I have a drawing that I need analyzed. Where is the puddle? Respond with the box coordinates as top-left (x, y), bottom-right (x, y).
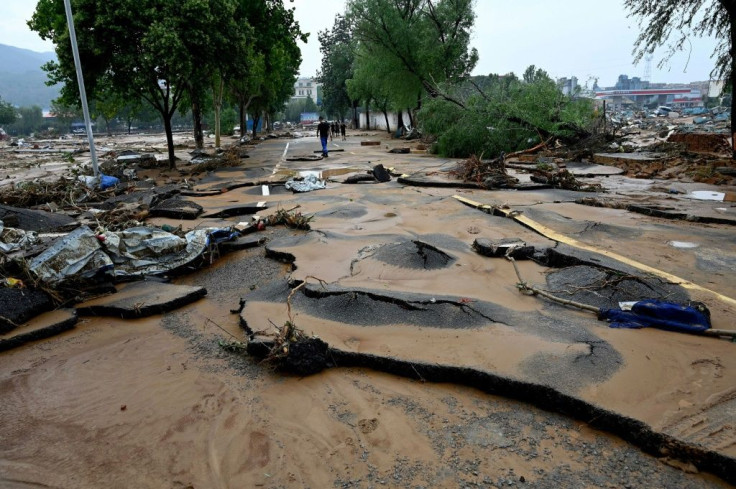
top-left (667, 241), bottom-right (699, 249)
top-left (688, 191), bottom-right (725, 201)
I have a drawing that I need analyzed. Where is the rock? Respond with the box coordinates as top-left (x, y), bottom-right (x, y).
top-left (389, 148), bottom-right (411, 154)
top-left (76, 281), bottom-right (207, 319)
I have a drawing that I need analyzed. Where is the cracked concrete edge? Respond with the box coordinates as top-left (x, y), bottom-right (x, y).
top-left (0, 310), bottom-right (78, 352)
top-left (76, 287), bottom-right (207, 319)
top-left (323, 348), bottom-right (735, 486)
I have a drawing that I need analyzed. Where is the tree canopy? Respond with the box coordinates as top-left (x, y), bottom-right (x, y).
top-left (0, 97), bottom-right (16, 126)
top-left (346, 0), bottom-right (478, 102)
top-left (29, 0), bottom-right (304, 165)
top-left (318, 14), bottom-right (357, 122)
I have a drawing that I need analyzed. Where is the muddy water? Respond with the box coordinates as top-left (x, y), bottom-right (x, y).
top-left (1, 132), bottom-right (735, 487)
top-left (1, 313), bottom-right (730, 488)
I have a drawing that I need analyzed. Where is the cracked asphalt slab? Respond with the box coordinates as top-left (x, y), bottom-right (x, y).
top-left (1, 131), bottom-right (735, 487)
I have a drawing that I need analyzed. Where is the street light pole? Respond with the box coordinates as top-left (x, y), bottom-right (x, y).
top-left (62, 0), bottom-right (99, 177)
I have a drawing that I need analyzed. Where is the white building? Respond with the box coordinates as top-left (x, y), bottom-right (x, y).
top-left (292, 77), bottom-right (321, 105)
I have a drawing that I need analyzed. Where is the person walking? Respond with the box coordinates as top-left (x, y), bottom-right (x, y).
top-left (317, 116), bottom-right (330, 157)
top-left (340, 121), bottom-right (346, 141)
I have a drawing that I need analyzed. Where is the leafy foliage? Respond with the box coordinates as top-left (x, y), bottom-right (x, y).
top-left (420, 68), bottom-right (595, 158)
top-left (0, 96), bottom-right (17, 126)
top-left (346, 0), bottom-right (477, 106)
top-left (318, 14), bottom-right (357, 121)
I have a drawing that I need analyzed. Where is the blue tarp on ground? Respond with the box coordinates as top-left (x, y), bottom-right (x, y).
top-left (599, 299), bottom-right (711, 333)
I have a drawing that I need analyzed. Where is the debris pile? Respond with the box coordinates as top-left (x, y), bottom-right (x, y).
top-left (452, 154), bottom-right (518, 189)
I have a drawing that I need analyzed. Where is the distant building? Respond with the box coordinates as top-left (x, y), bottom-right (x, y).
top-left (292, 77), bottom-right (321, 106)
top-left (557, 76), bottom-right (579, 96)
top-left (595, 74), bottom-right (705, 110)
top-left (595, 88), bottom-right (702, 110)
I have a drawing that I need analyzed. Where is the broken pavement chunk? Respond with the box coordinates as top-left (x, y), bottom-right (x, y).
top-left (149, 198), bottom-right (203, 220)
top-left (0, 288), bottom-right (55, 334)
top-left (0, 309), bottom-right (78, 352)
top-left (372, 164), bottom-right (391, 183)
top-left (0, 204), bottom-right (78, 233)
top-left (218, 235), bottom-right (267, 253)
top-left (472, 238), bottom-right (535, 259)
top-left (203, 202), bottom-right (268, 218)
top-left (116, 152), bottom-right (158, 168)
top-left (76, 281), bottom-right (207, 318)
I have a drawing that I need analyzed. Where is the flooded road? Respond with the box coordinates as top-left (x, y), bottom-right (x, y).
top-left (1, 131), bottom-right (734, 488)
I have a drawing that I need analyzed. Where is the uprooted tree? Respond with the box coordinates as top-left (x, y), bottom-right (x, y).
top-left (420, 67), bottom-right (595, 158)
top-left (624, 0), bottom-right (734, 158)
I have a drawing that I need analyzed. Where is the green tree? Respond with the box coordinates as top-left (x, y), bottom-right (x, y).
top-left (346, 0), bottom-right (478, 112)
top-left (29, 0), bottom-right (240, 168)
top-left (226, 0), bottom-right (305, 139)
top-left (0, 96), bottom-right (17, 126)
top-left (318, 14), bottom-right (358, 124)
top-left (7, 106), bottom-right (44, 136)
top-left (419, 68), bottom-right (594, 158)
top-left (624, 0), bottom-right (734, 157)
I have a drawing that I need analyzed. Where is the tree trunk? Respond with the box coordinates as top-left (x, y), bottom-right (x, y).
top-left (352, 100), bottom-right (359, 129)
top-left (731, 9), bottom-right (736, 159)
top-left (397, 110), bottom-right (405, 136)
top-left (251, 113), bottom-right (260, 139)
top-left (192, 97), bottom-right (204, 149)
top-left (163, 112), bottom-right (176, 170)
top-left (383, 108), bottom-right (391, 134)
top-left (238, 100), bottom-right (246, 138)
top-left (365, 102), bottom-right (370, 130)
top-left (213, 76), bottom-right (224, 149)
top-left (407, 108), bottom-right (414, 127)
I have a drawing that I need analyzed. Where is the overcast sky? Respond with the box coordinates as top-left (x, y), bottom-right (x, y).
top-left (1, 0), bottom-right (720, 88)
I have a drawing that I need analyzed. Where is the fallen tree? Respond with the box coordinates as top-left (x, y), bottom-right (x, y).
top-left (420, 67), bottom-right (595, 158)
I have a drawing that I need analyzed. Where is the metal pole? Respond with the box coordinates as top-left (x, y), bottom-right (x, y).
top-left (63, 0), bottom-right (99, 177)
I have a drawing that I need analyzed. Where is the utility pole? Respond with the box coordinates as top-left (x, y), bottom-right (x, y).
top-left (63, 0), bottom-right (99, 177)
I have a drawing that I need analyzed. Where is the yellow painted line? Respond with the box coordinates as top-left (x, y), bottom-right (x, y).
top-left (453, 195), bottom-right (736, 307)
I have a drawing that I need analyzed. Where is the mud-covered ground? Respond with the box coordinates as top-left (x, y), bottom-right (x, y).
top-left (1, 130), bottom-right (735, 488)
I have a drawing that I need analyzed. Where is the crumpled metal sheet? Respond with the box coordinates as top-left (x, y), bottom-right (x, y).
top-left (104, 227), bottom-right (237, 278)
top-left (28, 225), bottom-right (240, 283)
top-left (0, 221), bottom-right (38, 253)
top-left (285, 173), bottom-right (327, 193)
top-left (29, 226), bottom-right (113, 284)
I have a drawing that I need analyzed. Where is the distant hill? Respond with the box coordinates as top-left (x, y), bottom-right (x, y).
top-left (0, 44), bottom-right (61, 110)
